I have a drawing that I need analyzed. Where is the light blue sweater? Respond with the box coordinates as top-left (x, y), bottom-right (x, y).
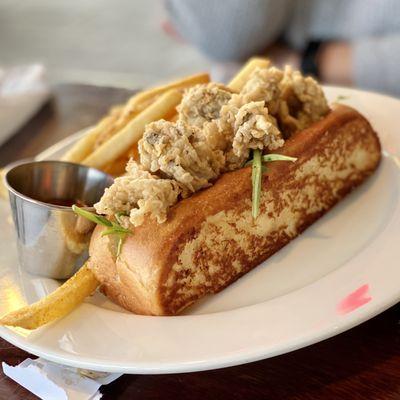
top-left (166, 0), bottom-right (400, 96)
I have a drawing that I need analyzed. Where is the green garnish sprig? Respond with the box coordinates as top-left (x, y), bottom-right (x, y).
top-left (248, 150), bottom-right (298, 219)
top-left (251, 149), bottom-right (263, 219)
top-left (72, 205), bottom-right (131, 256)
top-left (334, 95), bottom-right (349, 102)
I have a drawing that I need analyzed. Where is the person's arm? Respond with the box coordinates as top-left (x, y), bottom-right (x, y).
top-left (317, 42), bottom-right (352, 86)
top-left (165, 0), bottom-right (291, 61)
top-left (311, 36), bottom-right (400, 96)
top-left (351, 35), bottom-right (400, 96)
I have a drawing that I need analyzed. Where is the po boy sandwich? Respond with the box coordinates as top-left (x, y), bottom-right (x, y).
top-left (0, 59), bottom-right (381, 328)
top-left (88, 65), bottom-right (381, 315)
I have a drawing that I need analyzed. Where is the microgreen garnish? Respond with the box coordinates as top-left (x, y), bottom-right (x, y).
top-left (115, 211), bottom-right (128, 225)
top-left (261, 154), bottom-right (297, 163)
top-left (335, 95), bottom-right (349, 102)
top-left (251, 149), bottom-right (262, 219)
top-left (72, 205), bottom-right (131, 256)
top-left (246, 154), bottom-right (297, 167)
top-left (72, 205), bottom-right (112, 227)
top-left (249, 151), bottom-right (298, 219)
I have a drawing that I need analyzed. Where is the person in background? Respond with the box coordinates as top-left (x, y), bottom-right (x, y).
top-left (165, 0), bottom-right (400, 96)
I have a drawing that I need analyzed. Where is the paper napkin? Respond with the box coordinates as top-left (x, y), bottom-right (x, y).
top-left (0, 64), bottom-right (50, 146)
top-left (2, 358), bottom-right (122, 400)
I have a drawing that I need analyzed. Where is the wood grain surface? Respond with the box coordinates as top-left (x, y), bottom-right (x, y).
top-left (0, 84), bottom-right (399, 400)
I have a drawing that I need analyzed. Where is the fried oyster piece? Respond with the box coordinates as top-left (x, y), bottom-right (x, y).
top-left (232, 101), bottom-right (284, 160)
top-left (278, 66), bottom-right (329, 135)
top-left (239, 66), bottom-right (329, 137)
top-left (177, 83), bottom-right (232, 128)
top-left (94, 160), bottom-right (180, 227)
top-left (240, 66), bottom-right (284, 114)
top-left (204, 96), bottom-right (284, 170)
top-left (139, 120), bottom-right (225, 194)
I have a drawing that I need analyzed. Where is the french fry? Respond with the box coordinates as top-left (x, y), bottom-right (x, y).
top-left (103, 154), bottom-right (131, 176)
top-left (168, 113), bottom-right (179, 123)
top-left (62, 74), bottom-right (209, 164)
top-left (62, 105), bottom-right (124, 163)
top-left (228, 57), bottom-right (270, 92)
top-left (93, 105), bottom-right (139, 150)
top-left (121, 72), bottom-right (209, 119)
top-left (83, 89), bottom-right (182, 169)
top-left (103, 143), bottom-right (141, 176)
top-left (93, 73), bottom-right (209, 151)
top-left (0, 263), bottom-right (99, 330)
top-left (62, 127), bottom-right (102, 163)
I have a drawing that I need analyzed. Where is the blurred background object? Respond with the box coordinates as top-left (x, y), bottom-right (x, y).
top-left (0, 65), bottom-right (50, 145)
top-left (2, 0), bottom-right (400, 94)
top-left (166, 0), bottom-right (400, 96)
top-left (0, 0), bottom-right (211, 88)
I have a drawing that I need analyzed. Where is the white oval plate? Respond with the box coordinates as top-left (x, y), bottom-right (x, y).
top-left (0, 87), bottom-right (399, 374)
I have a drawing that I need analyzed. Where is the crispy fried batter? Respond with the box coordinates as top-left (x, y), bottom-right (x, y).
top-left (240, 66), bottom-right (329, 137)
top-left (279, 66), bottom-right (329, 135)
top-left (240, 66), bottom-right (283, 114)
top-left (139, 120), bottom-right (225, 194)
top-left (177, 83), bottom-right (232, 128)
top-left (94, 160), bottom-right (180, 227)
top-left (233, 101), bottom-right (284, 160)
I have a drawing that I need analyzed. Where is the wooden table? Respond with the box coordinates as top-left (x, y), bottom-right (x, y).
top-left (1, 84), bottom-right (399, 400)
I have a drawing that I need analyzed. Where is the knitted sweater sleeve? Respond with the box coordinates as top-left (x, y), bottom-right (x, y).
top-left (165, 0), bottom-right (291, 61)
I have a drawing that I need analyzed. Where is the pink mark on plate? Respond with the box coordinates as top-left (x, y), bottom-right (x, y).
top-left (337, 284), bottom-right (372, 315)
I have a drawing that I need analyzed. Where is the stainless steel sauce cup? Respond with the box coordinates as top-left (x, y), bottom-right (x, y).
top-left (5, 160), bottom-right (114, 279)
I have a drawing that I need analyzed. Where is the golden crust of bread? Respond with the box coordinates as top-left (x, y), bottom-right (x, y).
top-left (89, 105), bottom-right (381, 315)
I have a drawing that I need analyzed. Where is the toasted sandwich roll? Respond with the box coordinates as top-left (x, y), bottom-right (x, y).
top-left (89, 105), bottom-right (381, 316)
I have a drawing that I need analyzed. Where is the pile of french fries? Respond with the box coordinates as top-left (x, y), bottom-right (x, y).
top-left (0, 58), bottom-right (270, 330)
top-left (62, 73), bottom-right (209, 173)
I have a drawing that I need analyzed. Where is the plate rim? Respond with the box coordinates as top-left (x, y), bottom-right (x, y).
top-left (1, 86), bottom-right (399, 373)
top-left (0, 288), bottom-right (399, 374)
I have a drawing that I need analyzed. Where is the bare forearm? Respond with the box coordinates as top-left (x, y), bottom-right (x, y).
top-left (262, 42), bottom-right (353, 86)
top-left (318, 42), bottom-right (353, 86)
